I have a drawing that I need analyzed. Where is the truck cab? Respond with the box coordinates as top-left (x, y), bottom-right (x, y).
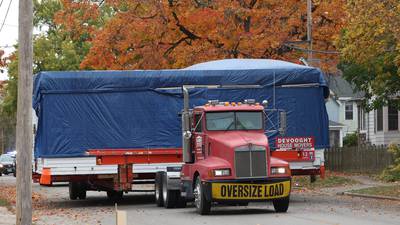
top-left (180, 99), bottom-right (291, 214)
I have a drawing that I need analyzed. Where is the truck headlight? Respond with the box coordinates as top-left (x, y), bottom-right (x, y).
top-left (0, 164), bottom-right (3, 168)
top-left (271, 167), bottom-right (287, 175)
top-left (214, 169), bottom-right (231, 177)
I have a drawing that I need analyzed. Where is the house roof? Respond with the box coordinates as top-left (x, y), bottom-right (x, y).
top-left (329, 120), bottom-right (345, 127)
top-left (324, 74), bottom-right (364, 99)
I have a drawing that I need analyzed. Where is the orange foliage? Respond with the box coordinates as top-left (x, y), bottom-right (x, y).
top-left (55, 0), bottom-right (346, 71)
top-left (54, 0), bottom-right (100, 42)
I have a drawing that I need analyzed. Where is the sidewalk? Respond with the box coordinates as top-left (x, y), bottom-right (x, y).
top-left (319, 175), bottom-right (399, 200)
top-left (0, 207), bottom-right (15, 225)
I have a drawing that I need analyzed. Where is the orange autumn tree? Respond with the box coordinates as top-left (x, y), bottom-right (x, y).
top-left (56, 0), bottom-right (346, 70)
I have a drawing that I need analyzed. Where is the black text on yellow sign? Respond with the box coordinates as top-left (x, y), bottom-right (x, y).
top-left (211, 181), bottom-right (290, 200)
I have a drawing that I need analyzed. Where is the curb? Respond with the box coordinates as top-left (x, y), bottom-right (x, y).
top-left (338, 191), bottom-right (400, 201)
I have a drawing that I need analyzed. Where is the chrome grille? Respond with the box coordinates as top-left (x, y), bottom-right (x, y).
top-left (234, 145), bottom-right (267, 178)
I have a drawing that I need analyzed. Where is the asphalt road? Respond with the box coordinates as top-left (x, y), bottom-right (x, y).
top-left (1, 176), bottom-right (399, 225)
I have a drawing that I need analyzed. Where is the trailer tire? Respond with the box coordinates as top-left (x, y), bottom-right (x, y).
top-left (272, 196), bottom-right (290, 213)
top-left (78, 188), bottom-right (87, 200)
top-left (194, 177), bottom-right (211, 215)
top-left (155, 172), bottom-right (164, 207)
top-left (69, 182), bottom-right (79, 200)
top-left (107, 191), bottom-right (123, 202)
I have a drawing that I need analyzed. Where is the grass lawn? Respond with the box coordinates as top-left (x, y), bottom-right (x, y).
top-left (293, 172), bottom-right (359, 189)
top-left (350, 185), bottom-right (400, 198)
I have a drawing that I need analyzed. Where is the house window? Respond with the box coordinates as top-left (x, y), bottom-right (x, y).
top-left (376, 108), bottom-right (383, 131)
top-left (388, 103), bottom-right (398, 131)
top-left (358, 105), bottom-right (366, 130)
top-left (345, 103), bottom-right (353, 120)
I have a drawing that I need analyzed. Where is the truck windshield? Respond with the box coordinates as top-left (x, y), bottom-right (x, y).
top-left (206, 112), bottom-right (263, 131)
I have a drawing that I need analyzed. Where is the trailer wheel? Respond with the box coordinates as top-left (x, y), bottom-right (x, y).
top-left (272, 196), bottom-right (290, 213)
top-left (155, 172), bottom-right (164, 207)
top-left (162, 173), bottom-right (177, 208)
top-left (194, 177), bottom-right (211, 215)
top-left (107, 191), bottom-right (123, 202)
top-left (78, 188), bottom-right (87, 200)
top-left (69, 182), bottom-right (79, 200)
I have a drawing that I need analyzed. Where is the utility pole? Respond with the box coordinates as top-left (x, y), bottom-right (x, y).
top-left (16, 0), bottom-right (33, 224)
top-left (307, 0), bottom-right (313, 65)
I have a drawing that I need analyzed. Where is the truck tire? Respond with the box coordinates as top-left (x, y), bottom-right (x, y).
top-left (272, 196), bottom-right (290, 213)
top-left (162, 173), bottom-right (177, 208)
top-left (194, 177), bottom-right (211, 215)
top-left (107, 191), bottom-right (123, 202)
top-left (69, 182), bottom-right (79, 200)
top-left (155, 172), bottom-right (164, 207)
top-left (176, 195), bottom-right (187, 208)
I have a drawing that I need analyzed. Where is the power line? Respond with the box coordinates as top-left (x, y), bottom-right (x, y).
top-left (284, 43), bottom-right (340, 54)
top-left (0, 0), bottom-right (4, 8)
top-left (0, 0), bottom-right (13, 34)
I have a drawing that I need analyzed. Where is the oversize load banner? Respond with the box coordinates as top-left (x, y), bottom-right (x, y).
top-left (211, 181), bottom-right (291, 200)
top-left (275, 137), bottom-right (314, 149)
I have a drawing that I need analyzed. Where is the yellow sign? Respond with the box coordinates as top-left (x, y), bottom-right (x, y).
top-left (211, 180), bottom-right (291, 200)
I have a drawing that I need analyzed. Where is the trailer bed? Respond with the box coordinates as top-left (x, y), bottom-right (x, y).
top-left (36, 157), bottom-right (183, 176)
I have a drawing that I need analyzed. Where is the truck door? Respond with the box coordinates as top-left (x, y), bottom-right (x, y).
top-left (193, 112), bottom-right (206, 161)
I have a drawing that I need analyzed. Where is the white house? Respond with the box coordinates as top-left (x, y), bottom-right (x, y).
top-left (366, 103), bottom-right (400, 145)
top-left (325, 74), bottom-right (400, 146)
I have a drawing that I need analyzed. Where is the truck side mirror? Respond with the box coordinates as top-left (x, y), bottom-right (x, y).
top-left (262, 100), bottom-right (268, 107)
top-left (279, 111), bottom-right (287, 136)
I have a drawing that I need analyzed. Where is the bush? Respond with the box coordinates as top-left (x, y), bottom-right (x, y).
top-left (380, 144), bottom-right (400, 182)
top-left (343, 133), bottom-right (358, 147)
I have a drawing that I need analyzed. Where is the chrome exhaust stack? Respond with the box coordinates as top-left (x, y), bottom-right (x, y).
top-left (182, 86), bottom-right (192, 163)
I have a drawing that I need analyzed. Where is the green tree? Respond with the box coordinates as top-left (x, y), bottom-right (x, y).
top-left (338, 0), bottom-right (400, 110)
top-left (0, 0), bottom-right (107, 118)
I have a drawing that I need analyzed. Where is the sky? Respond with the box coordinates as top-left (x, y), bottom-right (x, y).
top-left (0, 0), bottom-right (19, 80)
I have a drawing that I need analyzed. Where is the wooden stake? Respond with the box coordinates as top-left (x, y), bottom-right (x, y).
top-left (16, 0), bottom-right (33, 224)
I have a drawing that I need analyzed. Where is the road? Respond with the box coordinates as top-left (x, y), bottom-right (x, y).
top-left (1, 176), bottom-right (399, 225)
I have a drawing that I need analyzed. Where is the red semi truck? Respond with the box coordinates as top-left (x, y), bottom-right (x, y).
top-left (86, 87), bottom-right (291, 214)
top-left (33, 59), bottom-right (330, 214)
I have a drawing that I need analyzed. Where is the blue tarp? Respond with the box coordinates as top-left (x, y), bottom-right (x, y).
top-left (33, 59), bottom-right (329, 157)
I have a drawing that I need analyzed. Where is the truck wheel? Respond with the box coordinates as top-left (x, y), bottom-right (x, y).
top-left (176, 195), bottom-right (187, 208)
top-left (162, 173), bottom-right (177, 208)
top-left (107, 191), bottom-right (123, 202)
top-left (194, 177), bottom-right (211, 215)
top-left (155, 172), bottom-right (164, 207)
top-left (272, 196), bottom-right (290, 213)
top-left (69, 182), bottom-right (79, 200)
top-left (0, 172), bottom-right (2, 176)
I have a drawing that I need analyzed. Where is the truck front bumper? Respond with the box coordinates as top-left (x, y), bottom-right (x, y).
top-left (202, 177), bottom-right (291, 203)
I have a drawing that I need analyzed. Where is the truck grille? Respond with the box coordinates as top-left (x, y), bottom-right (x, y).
top-left (234, 145), bottom-right (267, 178)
